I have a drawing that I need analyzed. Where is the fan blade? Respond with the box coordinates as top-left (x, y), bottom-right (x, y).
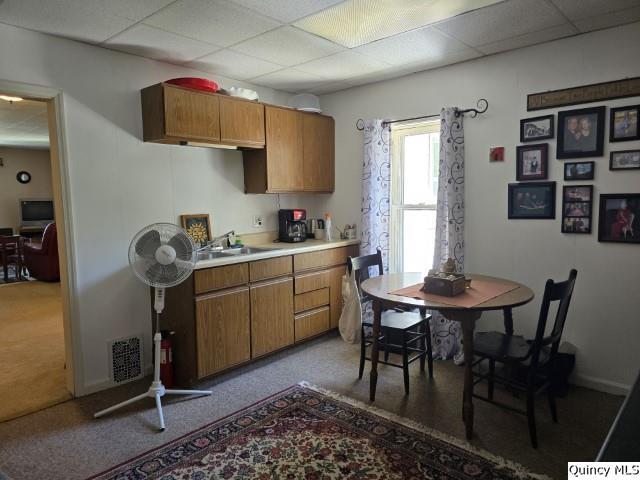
top-left (145, 262), bottom-right (179, 285)
top-left (167, 233), bottom-right (192, 261)
top-left (136, 230), bottom-right (161, 260)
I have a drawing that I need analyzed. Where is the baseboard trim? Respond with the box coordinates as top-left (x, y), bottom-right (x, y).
top-left (572, 373), bottom-right (630, 396)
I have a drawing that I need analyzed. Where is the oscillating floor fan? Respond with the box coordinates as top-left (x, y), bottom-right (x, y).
top-left (94, 223), bottom-right (212, 431)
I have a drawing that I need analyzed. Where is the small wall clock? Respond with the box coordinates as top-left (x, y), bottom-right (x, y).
top-left (16, 171), bottom-right (31, 184)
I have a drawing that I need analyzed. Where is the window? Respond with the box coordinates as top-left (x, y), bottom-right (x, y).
top-left (390, 121), bottom-right (440, 274)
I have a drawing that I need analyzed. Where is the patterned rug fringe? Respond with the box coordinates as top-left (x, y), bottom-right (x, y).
top-left (298, 381), bottom-right (551, 480)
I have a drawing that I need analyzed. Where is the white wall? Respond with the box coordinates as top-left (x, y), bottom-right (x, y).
top-left (0, 23), bottom-right (314, 394)
top-left (318, 22), bottom-right (640, 393)
top-left (0, 147), bottom-right (52, 232)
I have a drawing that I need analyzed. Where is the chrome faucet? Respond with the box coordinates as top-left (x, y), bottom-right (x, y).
top-left (207, 230), bottom-right (235, 250)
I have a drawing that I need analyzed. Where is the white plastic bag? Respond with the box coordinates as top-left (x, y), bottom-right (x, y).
top-left (339, 267), bottom-right (362, 344)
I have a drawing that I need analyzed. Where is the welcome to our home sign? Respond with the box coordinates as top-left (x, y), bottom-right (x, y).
top-left (527, 77), bottom-right (640, 111)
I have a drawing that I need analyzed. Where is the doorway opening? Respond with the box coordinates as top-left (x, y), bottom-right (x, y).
top-left (0, 82), bottom-right (75, 422)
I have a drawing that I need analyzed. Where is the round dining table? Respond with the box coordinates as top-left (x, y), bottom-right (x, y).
top-left (361, 272), bottom-right (534, 440)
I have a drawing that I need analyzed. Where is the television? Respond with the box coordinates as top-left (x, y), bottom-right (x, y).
top-left (19, 199), bottom-right (55, 227)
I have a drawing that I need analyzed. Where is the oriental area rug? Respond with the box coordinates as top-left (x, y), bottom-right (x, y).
top-left (89, 382), bottom-right (544, 480)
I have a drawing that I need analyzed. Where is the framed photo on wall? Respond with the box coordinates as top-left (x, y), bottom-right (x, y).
top-left (610, 150), bottom-right (640, 171)
top-left (520, 115), bottom-right (554, 143)
top-left (508, 182), bottom-right (556, 219)
top-left (180, 213), bottom-right (212, 246)
top-left (564, 161), bottom-right (595, 180)
top-left (609, 105), bottom-right (639, 142)
top-left (598, 194), bottom-right (640, 243)
top-left (556, 106), bottom-right (605, 159)
top-left (516, 143), bottom-right (548, 180)
top-left (562, 185), bottom-right (593, 234)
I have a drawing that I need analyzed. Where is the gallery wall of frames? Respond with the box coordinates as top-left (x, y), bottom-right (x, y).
top-left (509, 86), bottom-right (639, 245)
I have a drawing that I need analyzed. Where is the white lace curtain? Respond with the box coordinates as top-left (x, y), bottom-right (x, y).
top-left (431, 108), bottom-right (465, 362)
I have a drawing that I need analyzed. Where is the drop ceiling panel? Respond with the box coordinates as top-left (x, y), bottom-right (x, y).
top-left (231, 26), bottom-right (345, 66)
top-left (250, 68), bottom-right (327, 92)
top-left (572, 6), bottom-right (640, 32)
top-left (0, 0), bottom-right (174, 43)
top-left (477, 23), bottom-right (578, 55)
top-left (304, 81), bottom-right (355, 95)
top-left (105, 25), bottom-right (221, 63)
top-left (354, 25), bottom-right (478, 66)
top-left (229, 0), bottom-right (345, 23)
top-left (188, 49), bottom-right (283, 80)
top-left (435, 0), bottom-right (568, 47)
top-left (296, 50), bottom-right (391, 82)
top-left (143, 0), bottom-right (281, 47)
top-left (293, 0), bottom-right (504, 48)
top-left (550, 0), bottom-right (640, 21)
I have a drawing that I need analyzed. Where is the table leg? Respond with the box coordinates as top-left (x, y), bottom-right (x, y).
top-left (369, 299), bottom-right (382, 401)
top-left (461, 318), bottom-right (476, 440)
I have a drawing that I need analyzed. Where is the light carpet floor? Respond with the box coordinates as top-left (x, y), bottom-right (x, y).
top-left (0, 281), bottom-right (70, 423)
top-left (0, 334), bottom-right (623, 479)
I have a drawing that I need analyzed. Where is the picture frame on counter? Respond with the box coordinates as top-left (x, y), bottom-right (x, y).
top-left (562, 185), bottom-right (593, 234)
top-left (598, 193), bottom-right (640, 243)
top-left (610, 150), bottom-right (640, 171)
top-left (564, 161), bottom-right (595, 181)
top-left (556, 106), bottom-right (605, 159)
top-left (508, 181), bottom-right (556, 219)
top-left (516, 143), bottom-right (548, 181)
top-left (180, 213), bottom-right (212, 246)
top-left (520, 115), bottom-right (554, 143)
top-left (609, 105), bottom-right (639, 142)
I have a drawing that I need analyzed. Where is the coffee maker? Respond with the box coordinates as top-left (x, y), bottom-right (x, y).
top-left (278, 209), bottom-right (307, 243)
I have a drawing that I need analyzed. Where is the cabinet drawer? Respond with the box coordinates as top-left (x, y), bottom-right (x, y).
top-left (249, 256), bottom-right (292, 282)
top-left (295, 270), bottom-right (329, 294)
top-left (295, 307), bottom-right (330, 341)
top-left (195, 263), bottom-right (249, 294)
top-left (295, 287), bottom-right (329, 313)
top-left (293, 245), bottom-right (359, 272)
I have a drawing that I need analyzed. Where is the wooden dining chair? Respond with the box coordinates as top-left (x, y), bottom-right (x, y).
top-left (471, 269), bottom-right (578, 448)
top-left (0, 235), bottom-right (25, 282)
top-left (348, 248), bottom-right (434, 395)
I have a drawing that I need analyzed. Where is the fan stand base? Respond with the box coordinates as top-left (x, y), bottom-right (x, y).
top-left (94, 332), bottom-right (212, 431)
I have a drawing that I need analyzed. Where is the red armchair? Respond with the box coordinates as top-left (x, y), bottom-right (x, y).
top-left (24, 222), bottom-right (60, 282)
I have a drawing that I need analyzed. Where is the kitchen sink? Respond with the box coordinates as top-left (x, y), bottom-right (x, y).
top-left (197, 246), bottom-right (278, 261)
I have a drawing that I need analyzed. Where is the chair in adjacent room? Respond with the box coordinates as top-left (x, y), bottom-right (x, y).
top-left (471, 269), bottom-right (578, 448)
top-left (0, 235), bottom-right (24, 282)
top-left (348, 248), bottom-right (434, 395)
top-left (0, 227), bottom-right (13, 236)
top-left (23, 222), bottom-right (60, 282)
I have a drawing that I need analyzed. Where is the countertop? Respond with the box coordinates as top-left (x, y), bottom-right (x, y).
top-left (195, 238), bottom-right (360, 269)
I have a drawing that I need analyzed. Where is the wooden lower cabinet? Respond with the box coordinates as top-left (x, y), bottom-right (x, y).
top-left (195, 286), bottom-right (250, 378)
top-left (250, 277), bottom-right (294, 357)
top-left (295, 307), bottom-right (330, 341)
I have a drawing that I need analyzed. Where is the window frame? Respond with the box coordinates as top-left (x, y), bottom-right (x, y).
top-left (389, 120), bottom-right (440, 273)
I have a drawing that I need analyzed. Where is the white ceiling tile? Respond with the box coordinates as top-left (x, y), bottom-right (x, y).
top-left (143, 0), bottom-right (281, 47)
top-left (572, 6), bottom-right (640, 32)
top-left (354, 26), bottom-right (477, 66)
top-left (0, 99), bottom-right (49, 148)
top-left (476, 23), bottom-right (579, 55)
top-left (435, 0), bottom-right (568, 47)
top-left (296, 50), bottom-right (391, 82)
top-left (250, 68), bottom-right (326, 92)
top-left (550, 0), bottom-right (640, 21)
top-left (104, 24), bottom-right (220, 63)
top-left (187, 50), bottom-right (283, 81)
top-left (304, 81), bottom-right (354, 95)
top-left (0, 0), bottom-right (174, 43)
top-left (229, 0), bottom-right (345, 23)
top-left (231, 26), bottom-right (344, 67)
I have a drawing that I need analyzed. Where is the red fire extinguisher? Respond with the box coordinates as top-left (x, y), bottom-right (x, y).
top-left (160, 330), bottom-right (175, 388)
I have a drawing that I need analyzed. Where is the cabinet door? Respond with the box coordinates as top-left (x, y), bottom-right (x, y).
top-left (265, 106), bottom-right (304, 192)
top-left (328, 266), bottom-right (346, 328)
top-left (164, 85), bottom-right (220, 142)
top-left (302, 113), bottom-right (335, 192)
top-left (250, 277), bottom-right (294, 357)
top-left (219, 96), bottom-right (265, 147)
top-left (195, 287), bottom-right (250, 378)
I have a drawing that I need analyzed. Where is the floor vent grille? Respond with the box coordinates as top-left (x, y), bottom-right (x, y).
top-left (108, 336), bottom-right (143, 384)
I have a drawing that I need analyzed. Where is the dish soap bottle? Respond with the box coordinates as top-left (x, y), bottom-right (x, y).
top-left (324, 213), bottom-right (332, 241)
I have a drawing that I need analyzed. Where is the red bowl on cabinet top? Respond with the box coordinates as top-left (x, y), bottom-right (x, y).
top-left (165, 77), bottom-right (219, 93)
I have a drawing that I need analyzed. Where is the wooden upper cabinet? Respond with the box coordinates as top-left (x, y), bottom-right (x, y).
top-left (265, 106), bottom-right (304, 192)
top-left (302, 113), bottom-right (335, 192)
top-left (219, 96), bottom-right (265, 148)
